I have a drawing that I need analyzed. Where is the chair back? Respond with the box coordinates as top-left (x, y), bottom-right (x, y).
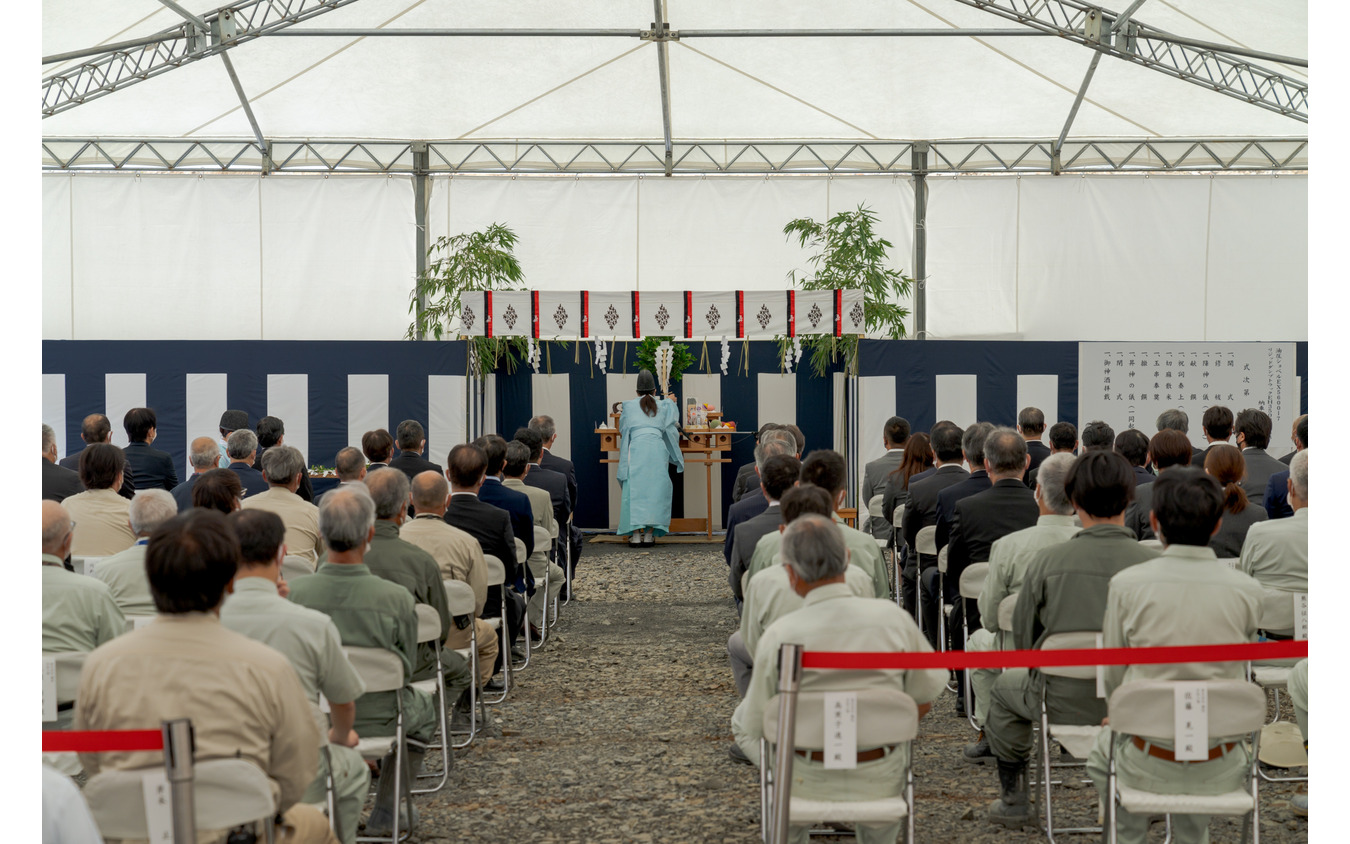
top-left (867, 494), bottom-right (885, 520)
top-left (84, 758), bottom-right (276, 840)
top-left (514, 538), bottom-right (528, 565)
top-left (43, 651), bottom-right (87, 703)
top-left (915, 525), bottom-right (937, 556)
top-left (124, 614), bottom-right (155, 633)
top-left (762, 688), bottom-right (918, 751)
top-left (343, 646), bottom-right (405, 693)
top-left (1038, 631), bottom-right (1100, 680)
top-left (483, 555), bottom-right (506, 587)
top-left (1138, 538), bottom-right (1163, 550)
top-left (998, 594), bottom-right (1018, 633)
top-left (958, 563), bottom-right (989, 601)
top-left (1107, 679), bottom-right (1266, 741)
top-left (444, 579), bottom-right (476, 616)
top-left (71, 556), bottom-right (104, 577)
top-left (1259, 588), bottom-right (1303, 632)
top-left (414, 604), bottom-right (442, 644)
top-left (893, 506), bottom-right (906, 532)
top-left (533, 525), bottom-right (552, 550)
top-left (281, 554), bottom-right (315, 581)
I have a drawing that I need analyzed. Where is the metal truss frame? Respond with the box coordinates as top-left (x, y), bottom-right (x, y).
top-left (41, 137), bottom-right (1309, 174)
top-left (948, 0), bottom-right (1307, 122)
top-left (42, 0), bottom-right (361, 117)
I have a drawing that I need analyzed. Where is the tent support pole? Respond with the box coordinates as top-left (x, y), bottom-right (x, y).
top-left (1053, 2), bottom-right (1146, 174)
top-left (413, 142), bottom-right (430, 339)
top-left (912, 143), bottom-right (928, 340)
top-left (652, 1), bottom-right (674, 176)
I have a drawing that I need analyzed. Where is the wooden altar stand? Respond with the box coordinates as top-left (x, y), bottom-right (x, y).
top-left (596, 415), bottom-right (732, 539)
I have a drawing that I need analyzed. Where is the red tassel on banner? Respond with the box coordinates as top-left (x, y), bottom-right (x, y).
top-left (531, 291), bottom-right (540, 339)
top-left (581, 291), bottom-right (590, 338)
top-left (684, 291), bottom-right (693, 339)
top-left (736, 291), bottom-right (745, 338)
top-left (787, 291), bottom-right (796, 338)
top-left (833, 289), bottom-right (843, 337)
top-left (485, 291), bottom-right (494, 338)
top-left (632, 292), bottom-right (641, 338)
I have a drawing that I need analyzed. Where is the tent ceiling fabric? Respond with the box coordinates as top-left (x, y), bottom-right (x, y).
top-left (41, 0), bottom-right (1306, 144)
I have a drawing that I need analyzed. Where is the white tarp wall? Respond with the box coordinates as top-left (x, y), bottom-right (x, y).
top-left (43, 172), bottom-right (1306, 342)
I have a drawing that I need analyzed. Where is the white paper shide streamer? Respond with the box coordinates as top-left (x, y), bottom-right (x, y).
top-left (595, 338), bottom-right (608, 375)
top-left (783, 342), bottom-right (793, 375)
top-left (720, 337), bottom-right (730, 376)
top-left (527, 337), bottom-right (541, 373)
top-left (793, 336), bottom-right (803, 365)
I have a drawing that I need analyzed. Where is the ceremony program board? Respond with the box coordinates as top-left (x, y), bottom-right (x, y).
top-left (1077, 343), bottom-right (1298, 450)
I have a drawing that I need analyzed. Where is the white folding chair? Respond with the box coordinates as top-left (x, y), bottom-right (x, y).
top-left (758, 688), bottom-right (919, 844)
top-left (912, 525), bottom-right (938, 640)
top-left (1252, 588), bottom-right (1308, 782)
top-left (531, 524), bottom-right (553, 648)
top-left (123, 614), bottom-right (155, 633)
top-left (482, 554), bottom-right (511, 704)
top-left (560, 514), bottom-right (575, 607)
top-left (1104, 679), bottom-right (1265, 844)
top-left (890, 508), bottom-right (906, 609)
top-left (444, 579), bottom-right (486, 748)
top-left (513, 538), bottom-right (533, 669)
top-left (957, 562), bottom-right (989, 730)
top-left (42, 651), bottom-right (88, 776)
top-left (935, 545), bottom-right (951, 655)
top-left (408, 604), bottom-right (450, 795)
top-left (867, 492), bottom-right (888, 550)
top-left (281, 554), bottom-right (315, 583)
top-left (1036, 631), bottom-right (1106, 841)
top-left (85, 758), bottom-right (278, 844)
top-left (71, 556), bottom-right (104, 577)
top-left (345, 646), bottom-right (412, 843)
top-left (547, 521), bottom-right (562, 630)
top-left (1138, 538), bottom-right (1163, 551)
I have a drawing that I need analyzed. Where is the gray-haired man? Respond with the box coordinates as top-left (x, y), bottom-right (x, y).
top-left (226, 428), bottom-right (270, 498)
top-left (93, 488), bottom-right (178, 615)
top-left (732, 513), bottom-right (946, 844)
top-left (242, 445), bottom-right (325, 569)
top-left (170, 436), bottom-right (222, 511)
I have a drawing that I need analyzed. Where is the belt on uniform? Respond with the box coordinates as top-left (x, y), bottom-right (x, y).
top-left (1131, 736), bottom-right (1238, 762)
top-left (795, 745), bottom-right (895, 763)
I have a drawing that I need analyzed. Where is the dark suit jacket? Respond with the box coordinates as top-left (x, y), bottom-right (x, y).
top-left (227, 462), bottom-right (271, 498)
top-left (901, 464), bottom-right (969, 561)
top-left (883, 465), bottom-right (934, 527)
top-left (1191, 447), bottom-right (1206, 465)
top-left (478, 477), bottom-right (536, 561)
top-left (540, 449), bottom-right (577, 510)
top-left (1023, 441), bottom-right (1052, 485)
top-left (389, 451), bottom-right (443, 481)
top-left (124, 441), bottom-right (178, 491)
top-left (444, 492), bottom-right (522, 611)
top-left (1132, 465), bottom-right (1155, 487)
top-left (935, 470), bottom-right (991, 551)
top-left (63, 449), bottom-right (136, 500)
top-left (1124, 481), bottom-right (1157, 540)
top-left (258, 445), bottom-right (314, 502)
top-left (1239, 447), bottom-right (1286, 502)
top-left (1278, 451), bottom-right (1295, 466)
top-left (524, 463), bottom-right (570, 527)
top-left (729, 504), bottom-right (785, 601)
top-left (43, 459), bottom-right (84, 502)
top-left (723, 488), bottom-right (768, 565)
top-left (169, 474), bottom-right (201, 511)
top-left (1263, 469), bottom-right (1292, 520)
top-left (946, 479), bottom-right (1040, 591)
top-left (731, 462), bottom-right (759, 503)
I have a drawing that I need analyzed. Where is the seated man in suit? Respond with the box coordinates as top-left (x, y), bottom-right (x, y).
top-left (984, 451), bottom-right (1157, 828)
top-left (861, 416), bottom-right (909, 540)
top-left (732, 513), bottom-right (947, 844)
top-left (1155, 407), bottom-right (1205, 466)
top-left (390, 419), bottom-right (443, 480)
top-left (122, 407), bottom-right (178, 491)
top-left (531, 414), bottom-right (583, 589)
top-left (901, 420), bottom-right (967, 636)
top-left (42, 423), bottom-right (83, 503)
top-left (170, 436), bottom-right (221, 511)
top-left (727, 451), bottom-right (799, 605)
top-left (1114, 428), bottom-right (1155, 488)
top-left (1123, 430), bottom-right (1191, 540)
top-left (515, 426), bottom-right (570, 533)
top-left (362, 428), bottom-right (395, 472)
top-left (443, 443), bottom-right (526, 685)
top-left (1240, 449), bottom-right (1308, 601)
top-left (723, 432), bottom-right (795, 571)
top-left (1264, 414), bottom-right (1307, 519)
top-left (241, 445), bottom-right (325, 569)
top-left (258, 415), bottom-right (315, 502)
top-left (93, 488), bottom-right (177, 616)
top-left (731, 424), bottom-right (781, 503)
top-left (1200, 404), bottom-right (1234, 458)
top-left (1017, 407), bottom-right (1052, 485)
top-left (934, 421), bottom-right (996, 552)
top-left (225, 428), bottom-right (271, 498)
top-left (76, 508), bottom-right (336, 843)
top-left (63, 443), bottom-right (137, 556)
top-left (475, 434), bottom-right (536, 563)
top-left (1027, 421), bottom-right (1077, 492)
top-left (1079, 419), bottom-right (1115, 452)
top-left (62, 413), bottom-right (136, 501)
top-left (1234, 407), bottom-right (1285, 501)
top-left (502, 441), bottom-right (562, 636)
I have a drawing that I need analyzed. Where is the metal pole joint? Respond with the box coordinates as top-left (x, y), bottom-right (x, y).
top-left (641, 25), bottom-right (680, 42)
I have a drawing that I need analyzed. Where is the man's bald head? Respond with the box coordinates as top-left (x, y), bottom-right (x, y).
top-left (42, 500), bottom-right (74, 556)
top-left (364, 465), bottom-right (412, 520)
top-left (411, 470), bottom-right (449, 513)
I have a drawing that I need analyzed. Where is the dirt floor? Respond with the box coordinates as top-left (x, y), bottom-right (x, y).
top-left (407, 539), bottom-right (1308, 843)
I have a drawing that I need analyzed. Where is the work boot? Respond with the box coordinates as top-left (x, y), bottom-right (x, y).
top-left (364, 739), bottom-right (427, 836)
top-left (450, 689), bottom-right (475, 733)
top-left (962, 730), bottom-right (996, 765)
top-left (987, 758), bottom-right (1032, 829)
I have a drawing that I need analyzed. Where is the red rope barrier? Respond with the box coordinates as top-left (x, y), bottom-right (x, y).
top-left (42, 729), bottom-right (164, 754)
top-left (800, 640), bottom-right (1307, 671)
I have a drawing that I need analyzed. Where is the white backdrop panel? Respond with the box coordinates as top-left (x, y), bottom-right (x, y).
top-left (104, 373), bottom-right (146, 448)
top-left (442, 177), bottom-right (639, 292)
top-left (260, 176), bottom-right (414, 340)
top-left (637, 177), bottom-right (827, 291)
top-left (347, 374), bottom-right (389, 450)
top-left (43, 375), bottom-right (67, 459)
top-left (1205, 175), bottom-right (1308, 341)
top-left (925, 176), bottom-right (1020, 339)
top-left (428, 375), bottom-right (467, 465)
top-left (267, 374), bottom-right (310, 463)
top-left (68, 175), bottom-right (263, 340)
top-left (531, 374), bottom-right (573, 461)
top-left (757, 374), bottom-right (797, 430)
top-left (43, 175), bottom-right (73, 340)
top-left (857, 375), bottom-right (897, 499)
top-left (1016, 375), bottom-right (1060, 435)
top-left (935, 374), bottom-right (977, 430)
top-left (1018, 176), bottom-right (1211, 341)
top-left (184, 373), bottom-right (228, 474)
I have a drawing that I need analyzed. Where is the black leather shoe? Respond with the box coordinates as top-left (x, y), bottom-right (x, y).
top-left (484, 676), bottom-right (505, 692)
top-left (511, 646), bottom-right (527, 661)
top-left (728, 744), bottom-right (752, 765)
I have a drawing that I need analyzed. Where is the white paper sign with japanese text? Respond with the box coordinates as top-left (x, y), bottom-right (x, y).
top-left (43, 656), bottom-right (57, 722)
top-left (822, 692), bottom-right (858, 770)
top-left (1173, 683), bottom-right (1209, 762)
top-left (140, 768), bottom-right (174, 842)
top-left (1294, 593), bottom-right (1308, 641)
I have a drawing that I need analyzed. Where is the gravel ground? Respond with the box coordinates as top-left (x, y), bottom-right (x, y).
top-left (401, 540), bottom-right (1308, 843)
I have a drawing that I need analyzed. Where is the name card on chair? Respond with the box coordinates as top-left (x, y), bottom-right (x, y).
top-left (141, 768), bottom-right (174, 842)
top-left (1294, 594), bottom-right (1308, 641)
top-left (1173, 683), bottom-right (1209, 762)
top-left (1095, 634), bottom-right (1106, 699)
top-left (42, 657), bottom-right (57, 722)
top-left (823, 692), bottom-right (858, 769)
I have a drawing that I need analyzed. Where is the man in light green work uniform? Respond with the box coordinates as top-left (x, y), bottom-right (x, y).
top-left (289, 484), bottom-right (438, 837)
top-left (92, 488), bottom-right (178, 616)
top-left (733, 514), bottom-right (946, 844)
top-left (221, 508), bottom-right (370, 844)
top-left (1087, 468), bottom-right (1264, 844)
